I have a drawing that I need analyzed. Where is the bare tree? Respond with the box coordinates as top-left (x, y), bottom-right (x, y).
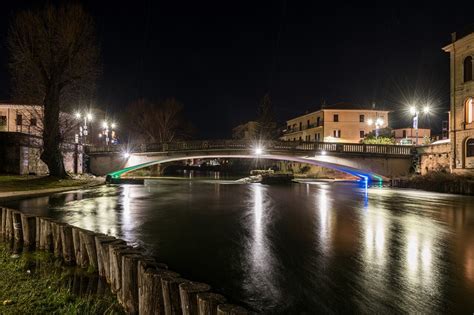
top-left (256, 93), bottom-right (277, 140)
top-left (7, 4), bottom-right (100, 178)
top-left (126, 98), bottom-right (194, 144)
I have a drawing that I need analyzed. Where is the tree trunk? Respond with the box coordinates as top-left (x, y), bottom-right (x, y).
top-left (41, 84), bottom-right (68, 178)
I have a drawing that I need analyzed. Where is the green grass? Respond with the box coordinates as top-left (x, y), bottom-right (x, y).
top-left (0, 175), bottom-right (102, 193)
top-left (0, 244), bottom-right (123, 314)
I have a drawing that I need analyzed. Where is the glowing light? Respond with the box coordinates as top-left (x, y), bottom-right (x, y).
top-left (111, 122), bottom-right (116, 129)
top-left (423, 106), bottom-right (430, 114)
top-left (123, 152), bottom-right (130, 158)
top-left (367, 119), bottom-right (373, 126)
top-left (255, 147), bottom-right (263, 155)
top-left (103, 121), bottom-right (108, 129)
top-left (320, 150), bottom-right (327, 156)
top-left (74, 112), bottom-right (81, 119)
top-left (86, 113), bottom-right (93, 121)
top-left (410, 106), bottom-right (417, 115)
top-left (376, 118), bottom-right (384, 125)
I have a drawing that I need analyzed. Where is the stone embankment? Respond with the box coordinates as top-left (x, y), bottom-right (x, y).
top-left (0, 207), bottom-right (249, 315)
top-left (391, 172), bottom-right (474, 195)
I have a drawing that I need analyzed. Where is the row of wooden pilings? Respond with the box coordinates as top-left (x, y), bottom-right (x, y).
top-left (0, 207), bottom-right (249, 315)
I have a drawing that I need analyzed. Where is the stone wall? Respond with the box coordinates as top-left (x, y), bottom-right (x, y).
top-left (0, 132), bottom-right (83, 175)
top-left (417, 142), bottom-right (451, 175)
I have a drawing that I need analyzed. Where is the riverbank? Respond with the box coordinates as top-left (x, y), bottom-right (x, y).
top-left (392, 171), bottom-right (474, 195)
top-left (0, 175), bottom-right (104, 201)
top-left (0, 242), bottom-right (123, 314)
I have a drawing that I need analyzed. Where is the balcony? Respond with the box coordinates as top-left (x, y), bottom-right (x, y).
top-left (284, 122), bottom-right (323, 134)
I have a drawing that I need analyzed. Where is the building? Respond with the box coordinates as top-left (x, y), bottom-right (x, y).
top-left (0, 103), bottom-right (83, 175)
top-left (232, 121), bottom-right (258, 140)
top-left (443, 29), bottom-right (474, 173)
top-left (393, 127), bottom-right (431, 145)
top-left (280, 103), bottom-right (389, 143)
top-left (0, 103), bottom-right (43, 136)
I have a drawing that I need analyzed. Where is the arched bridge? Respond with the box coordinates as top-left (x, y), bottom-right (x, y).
top-left (86, 140), bottom-right (415, 182)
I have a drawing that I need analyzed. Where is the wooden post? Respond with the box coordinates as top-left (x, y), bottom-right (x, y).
top-left (137, 256), bottom-right (168, 290)
top-left (71, 226), bottom-right (84, 266)
top-left (162, 277), bottom-right (190, 315)
top-left (51, 221), bottom-right (63, 257)
top-left (39, 217), bottom-right (53, 251)
top-left (179, 281), bottom-right (211, 315)
top-left (197, 293), bottom-right (227, 315)
top-left (139, 268), bottom-right (180, 315)
top-left (60, 224), bottom-right (74, 264)
top-left (103, 239), bottom-right (126, 283)
top-left (20, 213), bottom-right (36, 247)
top-left (94, 234), bottom-right (117, 278)
top-left (35, 216), bottom-right (41, 248)
top-left (109, 245), bottom-right (141, 297)
top-left (121, 253), bottom-right (142, 314)
top-left (12, 211), bottom-right (23, 242)
top-left (79, 229), bottom-right (98, 269)
top-left (4, 208), bottom-right (13, 240)
top-left (216, 304), bottom-right (249, 315)
top-left (0, 208), bottom-right (6, 235)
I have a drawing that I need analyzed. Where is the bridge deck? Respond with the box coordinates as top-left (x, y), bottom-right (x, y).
top-left (87, 140), bottom-right (414, 157)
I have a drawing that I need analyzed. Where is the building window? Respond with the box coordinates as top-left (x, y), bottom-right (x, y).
top-left (299, 136), bottom-right (302, 141)
top-left (287, 125), bottom-right (291, 131)
top-left (333, 114), bottom-right (339, 122)
top-left (464, 56), bottom-right (473, 83)
top-left (316, 117), bottom-right (321, 126)
top-left (359, 114), bottom-right (364, 122)
top-left (307, 120), bottom-right (310, 128)
top-left (16, 114), bottom-right (22, 126)
top-left (333, 130), bottom-right (341, 138)
top-left (30, 118), bottom-right (37, 126)
top-left (467, 138), bottom-right (474, 157)
top-left (466, 97), bottom-right (474, 124)
top-left (360, 131), bottom-right (364, 138)
top-left (0, 116), bottom-right (6, 126)
top-left (316, 133), bottom-right (320, 141)
top-left (402, 130), bottom-right (407, 138)
top-left (299, 122), bottom-right (302, 131)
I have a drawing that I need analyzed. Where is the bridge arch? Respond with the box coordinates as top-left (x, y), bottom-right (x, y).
top-left (106, 153), bottom-right (385, 183)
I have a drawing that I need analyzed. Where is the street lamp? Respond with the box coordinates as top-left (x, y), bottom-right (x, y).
top-left (100, 120), bottom-right (117, 145)
top-left (74, 111), bottom-right (93, 144)
top-left (367, 117), bottom-right (384, 138)
top-left (409, 105), bottom-right (430, 145)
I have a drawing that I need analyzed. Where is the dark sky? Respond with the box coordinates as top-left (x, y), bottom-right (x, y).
top-left (0, 1), bottom-right (473, 138)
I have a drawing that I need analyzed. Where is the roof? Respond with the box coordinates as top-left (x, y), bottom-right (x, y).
top-left (321, 102), bottom-right (388, 111)
top-left (454, 24), bottom-right (474, 42)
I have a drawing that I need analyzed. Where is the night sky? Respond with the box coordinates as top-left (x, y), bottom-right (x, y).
top-left (0, 1), bottom-right (473, 138)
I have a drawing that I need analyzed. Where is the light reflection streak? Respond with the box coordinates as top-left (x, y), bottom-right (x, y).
top-left (244, 184), bottom-right (280, 305)
top-left (317, 187), bottom-right (331, 253)
top-left (404, 224), bottom-right (434, 287)
top-left (121, 185), bottom-right (133, 241)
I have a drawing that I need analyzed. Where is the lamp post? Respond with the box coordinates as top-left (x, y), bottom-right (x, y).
top-left (367, 117), bottom-right (384, 138)
top-left (99, 121), bottom-right (117, 146)
top-left (74, 111), bottom-right (93, 145)
top-left (409, 105), bottom-right (430, 145)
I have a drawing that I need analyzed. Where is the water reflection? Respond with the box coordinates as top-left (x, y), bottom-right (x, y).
top-left (243, 184), bottom-right (281, 307)
top-left (4, 182), bottom-right (474, 313)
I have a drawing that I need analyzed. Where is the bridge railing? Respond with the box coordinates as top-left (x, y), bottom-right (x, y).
top-left (86, 140), bottom-right (414, 156)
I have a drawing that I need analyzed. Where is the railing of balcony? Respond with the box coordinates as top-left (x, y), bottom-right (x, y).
top-left (86, 140), bottom-right (414, 156)
top-left (284, 122), bottom-right (323, 134)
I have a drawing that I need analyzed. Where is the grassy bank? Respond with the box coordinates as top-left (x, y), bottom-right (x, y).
top-left (0, 175), bottom-right (103, 193)
top-left (0, 243), bottom-right (123, 314)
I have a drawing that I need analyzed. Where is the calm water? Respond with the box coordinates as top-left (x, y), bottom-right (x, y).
top-left (4, 180), bottom-right (474, 314)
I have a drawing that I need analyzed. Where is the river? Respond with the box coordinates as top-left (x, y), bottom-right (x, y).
top-left (4, 179), bottom-right (474, 314)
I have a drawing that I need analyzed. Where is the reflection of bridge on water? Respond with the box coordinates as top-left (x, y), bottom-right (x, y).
top-left (86, 140), bottom-right (415, 182)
